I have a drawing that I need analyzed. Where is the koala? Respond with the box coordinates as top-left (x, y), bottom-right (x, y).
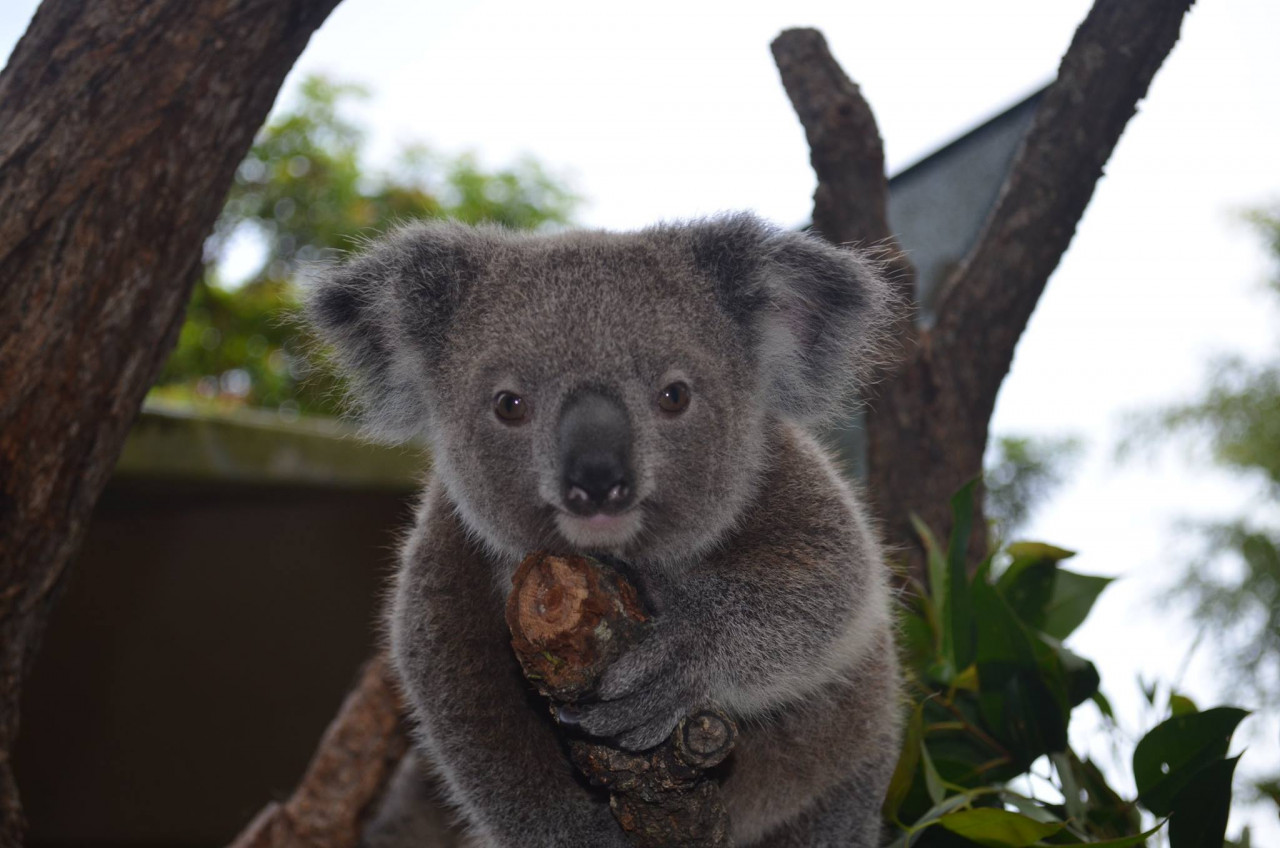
top-left (306, 213), bottom-right (903, 847)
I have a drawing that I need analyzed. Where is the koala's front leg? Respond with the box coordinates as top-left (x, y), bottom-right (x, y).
top-left (389, 488), bottom-right (629, 848)
top-left (571, 514), bottom-right (887, 752)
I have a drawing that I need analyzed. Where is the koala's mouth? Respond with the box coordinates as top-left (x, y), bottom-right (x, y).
top-left (554, 506), bottom-right (644, 551)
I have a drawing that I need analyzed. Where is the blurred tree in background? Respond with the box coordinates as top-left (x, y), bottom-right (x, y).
top-left (985, 434), bottom-right (1085, 540)
top-left (150, 75), bottom-right (579, 416)
top-left (1130, 206), bottom-right (1280, 710)
top-left (1123, 205), bottom-right (1280, 827)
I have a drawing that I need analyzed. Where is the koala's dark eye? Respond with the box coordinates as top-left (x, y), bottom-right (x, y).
top-left (658, 382), bottom-right (691, 415)
top-left (494, 391), bottom-right (528, 424)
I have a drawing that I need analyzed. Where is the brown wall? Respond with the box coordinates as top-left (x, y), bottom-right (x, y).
top-left (14, 478), bottom-right (414, 847)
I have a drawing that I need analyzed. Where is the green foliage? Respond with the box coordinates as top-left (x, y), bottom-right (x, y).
top-left (885, 485), bottom-right (1247, 847)
top-left (151, 75), bottom-right (579, 415)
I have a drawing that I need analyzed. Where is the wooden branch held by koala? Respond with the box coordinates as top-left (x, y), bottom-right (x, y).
top-left (506, 552), bottom-right (738, 848)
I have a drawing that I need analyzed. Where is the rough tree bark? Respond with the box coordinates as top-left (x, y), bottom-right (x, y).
top-left (0, 0), bottom-right (340, 842)
top-left (772, 0), bottom-right (1194, 576)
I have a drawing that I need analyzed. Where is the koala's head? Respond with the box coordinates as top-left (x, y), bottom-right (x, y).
top-left (306, 213), bottom-right (891, 569)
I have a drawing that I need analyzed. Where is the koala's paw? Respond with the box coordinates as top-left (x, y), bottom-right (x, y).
top-left (562, 622), bottom-right (709, 751)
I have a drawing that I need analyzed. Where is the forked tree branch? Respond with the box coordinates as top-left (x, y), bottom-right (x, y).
top-left (773, 0), bottom-right (1195, 570)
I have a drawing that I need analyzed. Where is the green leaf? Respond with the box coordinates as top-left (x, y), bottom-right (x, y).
top-left (946, 481), bottom-right (978, 669)
top-left (883, 703), bottom-right (925, 822)
top-left (1051, 751), bottom-right (1089, 826)
top-left (921, 740), bottom-right (946, 805)
top-left (911, 513), bottom-right (949, 655)
top-left (934, 807), bottom-right (1063, 847)
top-left (1092, 690), bottom-right (1116, 720)
top-left (906, 792), bottom-right (974, 833)
top-left (1169, 755), bottom-right (1240, 848)
top-left (973, 569), bottom-right (1069, 762)
top-left (999, 790), bottom-right (1067, 824)
top-left (1074, 823), bottom-right (1168, 847)
top-left (1004, 542), bottom-right (1077, 564)
top-left (1043, 636), bottom-right (1101, 707)
top-left (994, 545), bottom-right (1107, 641)
top-left (1041, 570), bottom-right (1113, 640)
top-left (1169, 693), bottom-right (1198, 717)
top-left (997, 543), bottom-right (1077, 628)
top-left (996, 557), bottom-right (1057, 628)
top-left (1140, 676), bottom-right (1159, 706)
top-left (1133, 707), bottom-right (1249, 816)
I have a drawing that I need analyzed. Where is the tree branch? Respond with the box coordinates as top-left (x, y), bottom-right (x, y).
top-left (0, 0), bottom-right (338, 839)
top-left (228, 656), bottom-right (410, 848)
top-left (770, 29), bottom-right (892, 250)
top-left (933, 0), bottom-right (1195, 415)
top-left (770, 28), bottom-right (916, 333)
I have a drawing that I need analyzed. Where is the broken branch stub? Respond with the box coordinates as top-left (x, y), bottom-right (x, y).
top-left (505, 551), bottom-right (650, 701)
top-left (507, 552), bottom-right (737, 847)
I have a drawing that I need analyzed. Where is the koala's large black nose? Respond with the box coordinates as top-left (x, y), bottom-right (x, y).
top-left (558, 390), bottom-right (635, 515)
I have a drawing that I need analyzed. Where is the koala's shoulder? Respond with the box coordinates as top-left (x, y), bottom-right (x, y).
top-left (724, 423), bottom-right (879, 564)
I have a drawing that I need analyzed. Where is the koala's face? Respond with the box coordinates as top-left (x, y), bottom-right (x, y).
top-left (423, 232), bottom-right (772, 566)
top-left (307, 215), bottom-right (890, 569)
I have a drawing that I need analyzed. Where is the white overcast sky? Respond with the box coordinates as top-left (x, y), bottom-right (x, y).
top-left (4, 0), bottom-right (1278, 840)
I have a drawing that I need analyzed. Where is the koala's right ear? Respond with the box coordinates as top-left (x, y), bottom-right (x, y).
top-left (304, 221), bottom-right (484, 442)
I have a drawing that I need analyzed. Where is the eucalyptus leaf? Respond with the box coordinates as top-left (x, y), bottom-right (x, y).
top-left (1041, 570), bottom-right (1113, 640)
top-left (921, 740), bottom-right (946, 805)
top-left (1169, 756), bottom-right (1240, 848)
top-left (912, 512), bottom-right (949, 655)
top-left (996, 543), bottom-right (1075, 628)
top-left (973, 568), bottom-right (1069, 762)
top-left (935, 807), bottom-right (1063, 847)
top-left (1133, 707), bottom-right (1249, 816)
top-left (1004, 542), bottom-right (1076, 564)
top-left (883, 703), bottom-right (925, 822)
top-left (1073, 823), bottom-right (1167, 847)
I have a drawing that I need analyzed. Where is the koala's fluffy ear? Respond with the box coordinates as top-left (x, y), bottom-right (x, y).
top-left (692, 214), bottom-right (895, 423)
top-left (304, 221), bottom-right (484, 442)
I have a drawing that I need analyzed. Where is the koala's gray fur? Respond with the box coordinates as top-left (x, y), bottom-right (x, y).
top-left (306, 213), bottom-right (903, 847)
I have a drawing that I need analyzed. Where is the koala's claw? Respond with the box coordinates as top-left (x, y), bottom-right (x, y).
top-left (596, 619), bottom-right (699, 698)
top-left (576, 691), bottom-right (686, 742)
top-left (615, 708), bottom-right (687, 751)
top-left (570, 623), bottom-right (708, 751)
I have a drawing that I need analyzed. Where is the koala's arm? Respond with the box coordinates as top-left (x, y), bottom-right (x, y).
top-left (389, 481), bottom-right (629, 848)
top-left (573, 423), bottom-right (893, 749)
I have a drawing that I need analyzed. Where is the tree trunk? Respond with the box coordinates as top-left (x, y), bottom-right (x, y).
top-left (0, 1), bottom-right (339, 841)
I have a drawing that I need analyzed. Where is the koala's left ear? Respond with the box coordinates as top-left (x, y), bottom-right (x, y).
top-left (693, 215), bottom-right (895, 423)
top-left (758, 230), bottom-right (896, 422)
